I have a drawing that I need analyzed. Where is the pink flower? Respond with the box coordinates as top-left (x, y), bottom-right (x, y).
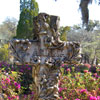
top-left (64, 87), bottom-right (67, 90)
top-left (75, 99), bottom-right (80, 100)
top-left (5, 78), bottom-right (10, 84)
top-left (16, 96), bottom-right (19, 99)
top-left (14, 82), bottom-right (21, 89)
top-left (8, 96), bottom-right (11, 100)
top-left (16, 84), bottom-right (21, 89)
top-left (58, 87), bottom-right (67, 92)
top-left (80, 89), bottom-right (87, 94)
top-left (84, 63), bottom-right (91, 68)
top-left (14, 82), bottom-right (18, 86)
top-left (60, 96), bottom-right (63, 99)
top-left (97, 96), bottom-right (100, 100)
top-left (84, 70), bottom-right (88, 73)
top-left (89, 96), bottom-right (97, 100)
top-left (61, 64), bottom-right (64, 67)
top-left (58, 88), bottom-right (63, 92)
top-left (58, 81), bottom-right (61, 86)
top-left (66, 68), bottom-right (71, 72)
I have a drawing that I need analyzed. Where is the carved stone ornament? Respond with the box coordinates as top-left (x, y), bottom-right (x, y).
top-left (9, 13), bottom-right (80, 100)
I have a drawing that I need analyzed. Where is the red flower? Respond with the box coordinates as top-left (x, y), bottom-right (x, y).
top-left (84, 70), bottom-right (88, 73)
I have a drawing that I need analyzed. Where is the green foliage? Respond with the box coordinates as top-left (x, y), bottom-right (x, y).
top-left (86, 20), bottom-right (100, 31)
top-left (67, 21), bottom-right (100, 64)
top-left (0, 44), bottom-right (9, 62)
top-left (82, 32), bottom-right (100, 63)
top-left (16, 0), bottom-right (39, 39)
top-left (60, 26), bottom-right (70, 41)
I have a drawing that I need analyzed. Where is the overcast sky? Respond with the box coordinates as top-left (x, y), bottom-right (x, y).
top-left (0, 0), bottom-right (100, 26)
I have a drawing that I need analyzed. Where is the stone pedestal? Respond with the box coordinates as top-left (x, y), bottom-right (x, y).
top-left (33, 65), bottom-right (60, 100)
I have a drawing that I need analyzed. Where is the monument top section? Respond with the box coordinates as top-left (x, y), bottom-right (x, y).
top-left (10, 13), bottom-right (80, 65)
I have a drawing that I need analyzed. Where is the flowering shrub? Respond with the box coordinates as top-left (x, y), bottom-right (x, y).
top-left (61, 63), bottom-right (92, 73)
top-left (0, 62), bottom-right (33, 94)
top-left (0, 62), bottom-right (33, 99)
top-left (1, 61), bottom-right (100, 100)
top-left (0, 70), bottom-right (20, 100)
top-left (59, 65), bottom-right (100, 100)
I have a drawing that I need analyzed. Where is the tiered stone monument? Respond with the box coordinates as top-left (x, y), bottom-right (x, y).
top-left (9, 13), bottom-right (80, 100)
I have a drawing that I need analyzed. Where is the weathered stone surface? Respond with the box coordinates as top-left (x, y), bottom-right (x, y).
top-left (9, 13), bottom-right (80, 100)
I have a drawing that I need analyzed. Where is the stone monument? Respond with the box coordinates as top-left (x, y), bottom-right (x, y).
top-left (9, 13), bottom-right (80, 100)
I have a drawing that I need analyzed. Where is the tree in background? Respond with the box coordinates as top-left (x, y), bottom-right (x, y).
top-left (0, 44), bottom-right (9, 62)
top-left (0, 17), bottom-right (17, 62)
top-left (55, 0), bottom-right (100, 28)
top-left (16, 0), bottom-right (39, 39)
top-left (87, 20), bottom-right (100, 31)
top-left (67, 21), bottom-right (100, 64)
top-left (0, 17), bottom-right (17, 39)
top-left (59, 26), bottom-right (70, 41)
top-left (79, 0), bottom-right (92, 27)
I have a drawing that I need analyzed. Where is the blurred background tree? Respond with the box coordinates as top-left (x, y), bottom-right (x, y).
top-left (55, 0), bottom-right (100, 29)
top-left (0, 44), bottom-right (9, 62)
top-left (16, 0), bottom-right (39, 39)
top-left (66, 20), bottom-right (100, 64)
top-left (0, 17), bottom-right (17, 40)
top-left (0, 17), bottom-right (17, 62)
top-left (59, 26), bottom-right (70, 41)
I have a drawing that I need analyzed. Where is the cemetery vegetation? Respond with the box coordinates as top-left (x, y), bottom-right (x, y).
top-left (0, 62), bottom-right (100, 99)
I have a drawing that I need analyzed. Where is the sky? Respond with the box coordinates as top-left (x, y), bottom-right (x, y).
top-left (0, 0), bottom-right (100, 26)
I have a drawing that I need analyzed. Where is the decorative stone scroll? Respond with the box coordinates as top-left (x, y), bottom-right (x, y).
top-left (9, 13), bottom-right (80, 100)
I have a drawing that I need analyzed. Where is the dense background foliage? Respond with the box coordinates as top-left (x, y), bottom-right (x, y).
top-left (16, 0), bottom-right (39, 39)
